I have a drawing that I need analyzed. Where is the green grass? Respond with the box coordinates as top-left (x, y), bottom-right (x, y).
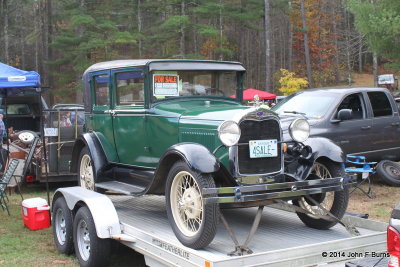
top-left (0, 184), bottom-right (146, 267)
top-left (0, 186), bottom-right (78, 267)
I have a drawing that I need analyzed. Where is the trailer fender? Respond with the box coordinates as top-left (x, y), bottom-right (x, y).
top-left (70, 132), bottom-right (111, 178)
top-left (53, 187), bottom-right (121, 239)
top-left (147, 143), bottom-right (220, 194)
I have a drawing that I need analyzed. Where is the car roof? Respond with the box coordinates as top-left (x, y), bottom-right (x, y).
top-left (297, 86), bottom-right (390, 95)
top-left (83, 59), bottom-right (243, 75)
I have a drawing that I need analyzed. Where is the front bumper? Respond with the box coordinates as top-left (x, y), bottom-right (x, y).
top-left (203, 176), bottom-right (355, 204)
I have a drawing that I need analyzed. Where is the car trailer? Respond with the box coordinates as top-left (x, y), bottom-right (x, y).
top-left (52, 187), bottom-right (387, 267)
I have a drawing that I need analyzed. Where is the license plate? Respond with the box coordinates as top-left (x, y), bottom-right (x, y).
top-left (249, 139), bottom-right (278, 158)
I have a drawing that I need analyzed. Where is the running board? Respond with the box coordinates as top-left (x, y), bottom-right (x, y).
top-left (96, 181), bottom-right (145, 195)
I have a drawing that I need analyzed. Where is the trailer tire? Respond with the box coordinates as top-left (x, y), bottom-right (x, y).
top-left (293, 160), bottom-right (349, 229)
top-left (77, 147), bottom-right (102, 192)
top-left (166, 161), bottom-right (219, 249)
top-left (52, 197), bottom-right (74, 255)
top-left (376, 160), bottom-right (400, 187)
top-left (73, 206), bottom-right (110, 267)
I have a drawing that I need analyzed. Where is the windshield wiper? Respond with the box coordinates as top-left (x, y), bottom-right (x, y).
top-left (283, 110), bottom-right (306, 115)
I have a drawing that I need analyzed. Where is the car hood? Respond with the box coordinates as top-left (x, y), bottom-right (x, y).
top-left (279, 114), bottom-right (320, 130)
top-left (153, 99), bottom-right (253, 121)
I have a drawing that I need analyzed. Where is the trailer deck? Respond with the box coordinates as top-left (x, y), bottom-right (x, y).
top-left (110, 195), bottom-right (387, 267)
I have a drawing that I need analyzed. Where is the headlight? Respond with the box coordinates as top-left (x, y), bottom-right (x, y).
top-left (289, 118), bottom-right (310, 143)
top-left (218, 121), bottom-right (241, 147)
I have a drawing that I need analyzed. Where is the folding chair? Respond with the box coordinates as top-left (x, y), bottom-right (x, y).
top-left (0, 159), bottom-right (20, 215)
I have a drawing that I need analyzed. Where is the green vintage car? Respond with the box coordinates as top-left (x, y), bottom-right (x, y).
top-left (70, 59), bottom-right (350, 249)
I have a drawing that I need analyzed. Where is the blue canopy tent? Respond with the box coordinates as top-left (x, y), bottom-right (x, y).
top-left (0, 62), bottom-right (41, 89)
top-left (0, 62), bottom-right (46, 203)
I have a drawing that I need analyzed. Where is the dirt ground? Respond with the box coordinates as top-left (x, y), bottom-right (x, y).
top-left (347, 174), bottom-right (399, 222)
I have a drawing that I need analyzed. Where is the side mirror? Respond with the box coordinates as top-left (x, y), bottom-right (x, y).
top-left (337, 109), bottom-right (352, 121)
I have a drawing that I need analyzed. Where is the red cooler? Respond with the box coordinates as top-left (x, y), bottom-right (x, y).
top-left (21, 197), bottom-right (51, 230)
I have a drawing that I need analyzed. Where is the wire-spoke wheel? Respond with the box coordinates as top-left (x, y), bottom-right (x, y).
top-left (52, 197), bottom-right (73, 254)
top-left (171, 171), bottom-right (204, 237)
top-left (78, 148), bottom-right (95, 191)
top-left (166, 161), bottom-right (219, 249)
top-left (73, 206), bottom-right (110, 267)
top-left (293, 160), bottom-right (349, 229)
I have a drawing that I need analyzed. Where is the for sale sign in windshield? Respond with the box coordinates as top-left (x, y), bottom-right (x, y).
top-left (153, 74), bottom-right (179, 96)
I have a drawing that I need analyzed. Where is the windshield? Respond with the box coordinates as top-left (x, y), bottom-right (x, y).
top-left (151, 70), bottom-right (238, 102)
top-left (271, 91), bottom-right (336, 119)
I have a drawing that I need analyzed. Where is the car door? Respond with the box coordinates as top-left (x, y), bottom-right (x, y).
top-left (324, 92), bottom-right (373, 155)
top-left (86, 70), bottom-right (118, 162)
top-left (111, 69), bottom-right (152, 167)
top-left (365, 90), bottom-right (400, 160)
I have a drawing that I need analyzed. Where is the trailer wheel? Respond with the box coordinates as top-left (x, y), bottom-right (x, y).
top-left (376, 160), bottom-right (400, 187)
top-left (293, 160), bottom-right (349, 229)
top-left (52, 196), bottom-right (73, 255)
top-left (165, 161), bottom-right (219, 249)
top-left (78, 147), bottom-right (96, 191)
top-left (73, 206), bottom-right (110, 267)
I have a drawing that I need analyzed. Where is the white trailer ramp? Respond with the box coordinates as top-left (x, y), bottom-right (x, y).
top-left (110, 195), bottom-right (387, 267)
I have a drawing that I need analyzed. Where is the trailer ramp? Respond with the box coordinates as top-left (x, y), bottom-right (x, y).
top-left (110, 195), bottom-right (386, 267)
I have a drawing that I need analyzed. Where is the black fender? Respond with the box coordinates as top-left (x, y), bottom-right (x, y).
top-left (147, 143), bottom-right (220, 195)
top-left (70, 132), bottom-right (109, 180)
top-left (287, 137), bottom-right (345, 180)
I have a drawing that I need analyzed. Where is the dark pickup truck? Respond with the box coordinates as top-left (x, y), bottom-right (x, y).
top-left (272, 87), bottom-right (400, 184)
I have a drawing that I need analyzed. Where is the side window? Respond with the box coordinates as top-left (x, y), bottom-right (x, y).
top-left (116, 71), bottom-right (144, 106)
top-left (336, 93), bottom-right (365, 120)
top-left (94, 74), bottom-right (110, 106)
top-left (367, 91), bottom-right (393, 117)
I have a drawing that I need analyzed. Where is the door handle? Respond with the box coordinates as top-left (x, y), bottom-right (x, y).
top-left (361, 126), bottom-right (371, 130)
top-left (391, 122), bottom-right (400, 126)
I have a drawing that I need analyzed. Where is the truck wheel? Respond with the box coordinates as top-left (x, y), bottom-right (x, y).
top-left (165, 161), bottom-right (219, 249)
top-left (73, 206), bottom-right (110, 267)
top-left (376, 160), bottom-right (400, 187)
top-left (293, 160), bottom-right (349, 229)
top-left (78, 147), bottom-right (95, 191)
top-left (52, 197), bottom-right (73, 255)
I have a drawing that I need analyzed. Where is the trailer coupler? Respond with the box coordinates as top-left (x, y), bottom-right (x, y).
top-left (220, 206), bottom-right (264, 256)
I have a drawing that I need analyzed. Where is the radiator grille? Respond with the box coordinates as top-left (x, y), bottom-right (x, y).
top-left (238, 119), bottom-right (281, 174)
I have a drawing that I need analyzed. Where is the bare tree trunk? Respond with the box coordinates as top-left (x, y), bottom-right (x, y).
top-left (358, 34), bottom-right (363, 73)
top-left (373, 51), bottom-right (378, 86)
top-left (3, 0), bottom-right (9, 63)
top-left (179, 0), bottom-right (185, 58)
top-left (137, 0), bottom-right (142, 57)
top-left (333, 20), bottom-right (340, 82)
top-left (344, 6), bottom-right (352, 86)
top-left (264, 0), bottom-right (272, 92)
top-left (219, 0), bottom-right (223, 60)
top-left (288, 1), bottom-right (293, 71)
top-left (75, 0), bottom-right (85, 103)
top-left (300, 0), bottom-right (313, 88)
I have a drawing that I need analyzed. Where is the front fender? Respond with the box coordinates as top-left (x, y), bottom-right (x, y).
top-left (70, 132), bottom-right (109, 180)
top-left (147, 143), bottom-right (220, 195)
top-left (163, 143), bottom-right (220, 173)
top-left (287, 137), bottom-right (344, 180)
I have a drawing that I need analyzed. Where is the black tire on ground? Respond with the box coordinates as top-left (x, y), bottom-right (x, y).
top-left (52, 196), bottom-right (74, 255)
top-left (293, 160), bottom-right (349, 230)
top-left (376, 160), bottom-right (400, 187)
top-left (77, 147), bottom-right (103, 192)
top-left (73, 206), bottom-right (111, 267)
top-left (165, 161), bottom-right (219, 249)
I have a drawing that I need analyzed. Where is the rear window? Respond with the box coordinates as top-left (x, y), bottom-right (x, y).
top-left (367, 91), bottom-right (393, 117)
top-left (3, 104), bottom-right (31, 115)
